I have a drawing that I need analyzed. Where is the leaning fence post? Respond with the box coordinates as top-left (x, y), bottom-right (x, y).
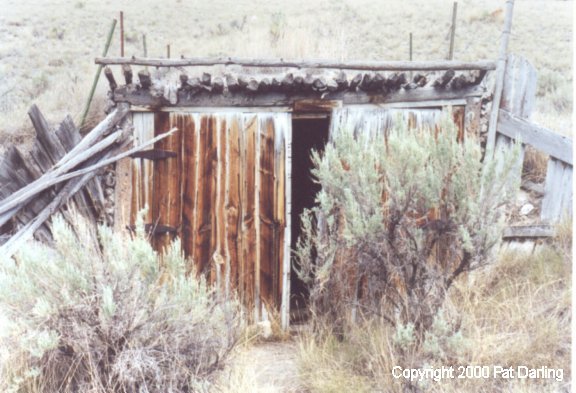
top-left (447, 2), bottom-right (458, 60)
top-left (80, 19), bottom-right (117, 128)
top-left (485, 0), bottom-right (515, 158)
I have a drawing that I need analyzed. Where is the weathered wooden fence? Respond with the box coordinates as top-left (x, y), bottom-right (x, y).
top-left (496, 55), bottom-right (572, 236)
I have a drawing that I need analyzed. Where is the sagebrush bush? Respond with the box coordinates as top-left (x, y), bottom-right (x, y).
top-left (295, 113), bottom-right (520, 335)
top-left (0, 212), bottom-right (240, 393)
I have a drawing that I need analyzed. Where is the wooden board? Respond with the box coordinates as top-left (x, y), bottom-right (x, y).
top-left (152, 112), bottom-right (182, 252)
top-left (131, 112), bottom-right (155, 224)
top-left (541, 158), bottom-right (573, 223)
top-left (497, 109), bottom-right (572, 165)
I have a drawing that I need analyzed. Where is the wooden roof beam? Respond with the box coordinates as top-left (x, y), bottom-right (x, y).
top-left (95, 56), bottom-right (497, 71)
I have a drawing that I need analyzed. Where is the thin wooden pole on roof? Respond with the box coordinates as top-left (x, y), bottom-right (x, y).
top-left (448, 2), bottom-right (458, 60)
top-left (95, 56), bottom-right (497, 71)
top-left (80, 19), bottom-right (116, 128)
top-left (409, 33), bottom-right (413, 61)
top-left (167, 44), bottom-right (171, 58)
top-left (485, 0), bottom-right (515, 157)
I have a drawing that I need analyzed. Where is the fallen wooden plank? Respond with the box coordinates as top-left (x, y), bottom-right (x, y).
top-left (497, 109), bottom-right (573, 165)
top-left (96, 56), bottom-right (497, 71)
top-left (54, 103), bottom-right (130, 169)
top-left (0, 129), bottom-right (124, 220)
top-left (502, 224), bottom-right (555, 239)
top-left (0, 128), bottom-right (177, 225)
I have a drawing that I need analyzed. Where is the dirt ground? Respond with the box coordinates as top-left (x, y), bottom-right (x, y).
top-left (217, 340), bottom-right (304, 393)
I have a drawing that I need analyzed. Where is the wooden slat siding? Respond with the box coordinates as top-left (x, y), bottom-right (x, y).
top-left (181, 114), bottom-right (198, 270)
top-left (542, 159), bottom-right (573, 223)
top-left (237, 115), bottom-right (247, 305)
top-left (464, 97), bottom-right (482, 139)
top-left (214, 116), bottom-right (228, 293)
top-left (273, 120), bottom-right (286, 307)
top-left (242, 115), bottom-right (258, 316)
top-left (194, 115), bottom-right (215, 275)
top-left (495, 55), bottom-right (537, 193)
top-left (273, 114), bottom-right (289, 306)
top-left (131, 113), bottom-right (155, 224)
top-left (281, 116), bottom-right (292, 330)
top-left (254, 116), bottom-right (262, 318)
top-left (258, 116), bottom-right (276, 307)
top-left (150, 112), bottom-right (180, 251)
top-left (226, 115), bottom-right (241, 298)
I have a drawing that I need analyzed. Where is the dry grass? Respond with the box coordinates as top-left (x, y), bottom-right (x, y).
top-left (0, 0), bottom-right (572, 151)
top-left (297, 230), bottom-right (572, 393)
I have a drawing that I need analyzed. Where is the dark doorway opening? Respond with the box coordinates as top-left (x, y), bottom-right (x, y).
top-left (290, 117), bottom-right (330, 322)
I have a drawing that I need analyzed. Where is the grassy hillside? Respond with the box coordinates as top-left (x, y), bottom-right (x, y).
top-left (0, 0), bottom-right (572, 150)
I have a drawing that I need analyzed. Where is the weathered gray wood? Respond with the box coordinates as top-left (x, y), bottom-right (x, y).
top-left (104, 66), bottom-right (117, 91)
top-left (502, 224), bottom-right (554, 238)
top-left (541, 159), bottom-right (572, 223)
top-left (0, 130), bottom-right (124, 219)
top-left (226, 74), bottom-right (240, 93)
top-left (212, 76), bottom-right (224, 94)
top-left (501, 55), bottom-right (538, 118)
top-left (122, 64), bottom-right (133, 85)
top-left (497, 109), bottom-right (572, 165)
top-left (0, 127), bottom-right (177, 222)
top-left (112, 83), bottom-right (485, 108)
top-left (55, 103), bottom-right (129, 168)
top-left (485, 0), bottom-right (516, 155)
top-left (0, 164), bottom-right (102, 258)
top-left (433, 70), bottom-right (455, 88)
top-left (28, 105), bottom-right (68, 165)
top-left (96, 56), bottom-right (497, 71)
top-left (138, 69), bottom-right (151, 89)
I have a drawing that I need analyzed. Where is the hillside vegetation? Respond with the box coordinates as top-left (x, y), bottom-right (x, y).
top-left (0, 0), bottom-right (572, 149)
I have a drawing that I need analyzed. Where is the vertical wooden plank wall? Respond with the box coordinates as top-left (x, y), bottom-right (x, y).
top-left (132, 111), bottom-right (290, 322)
top-left (152, 113), bottom-right (182, 251)
top-left (541, 159), bottom-right (573, 222)
top-left (495, 55), bottom-right (536, 190)
top-left (131, 113), bottom-right (155, 223)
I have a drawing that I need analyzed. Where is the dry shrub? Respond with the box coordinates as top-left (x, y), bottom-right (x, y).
top-left (295, 114), bottom-right (520, 336)
top-left (298, 242), bottom-right (571, 392)
top-left (0, 212), bottom-right (241, 393)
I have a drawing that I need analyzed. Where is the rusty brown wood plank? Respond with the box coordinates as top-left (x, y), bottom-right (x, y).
top-left (213, 116), bottom-right (228, 293)
top-left (242, 115), bottom-right (258, 314)
top-left (152, 112), bottom-right (182, 252)
top-left (226, 116), bottom-right (241, 298)
top-left (259, 116), bottom-right (276, 307)
top-left (181, 114), bottom-right (198, 270)
top-left (452, 105), bottom-right (465, 143)
top-left (194, 115), bottom-right (217, 275)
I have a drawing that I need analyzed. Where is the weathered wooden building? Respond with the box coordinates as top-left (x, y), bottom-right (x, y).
top-left (98, 57), bottom-right (498, 328)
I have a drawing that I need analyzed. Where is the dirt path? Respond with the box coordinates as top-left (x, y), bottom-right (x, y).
top-left (216, 340), bottom-right (304, 393)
